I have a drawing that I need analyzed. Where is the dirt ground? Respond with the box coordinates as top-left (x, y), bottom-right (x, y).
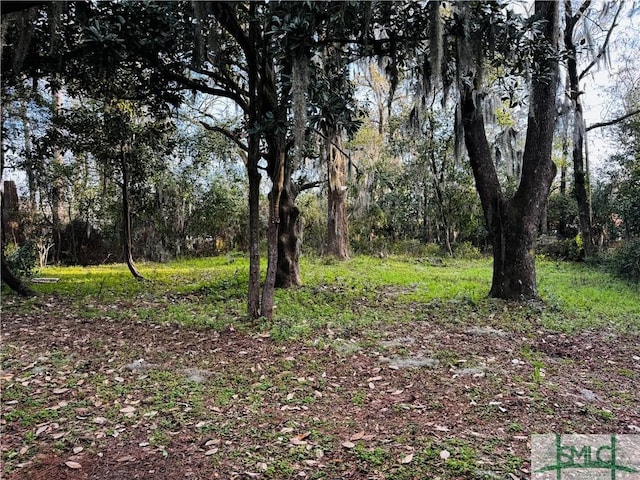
top-left (1, 294), bottom-right (639, 479)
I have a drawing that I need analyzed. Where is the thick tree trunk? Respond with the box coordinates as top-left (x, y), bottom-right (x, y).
top-left (325, 127), bottom-right (349, 260)
top-left (120, 148), bottom-right (144, 281)
top-left (261, 139), bottom-right (285, 319)
top-left (488, 202), bottom-right (539, 299)
top-left (276, 182), bottom-right (303, 287)
top-left (458, 0), bottom-right (558, 300)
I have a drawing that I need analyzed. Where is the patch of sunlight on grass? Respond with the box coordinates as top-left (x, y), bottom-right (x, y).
top-left (18, 254), bottom-right (639, 335)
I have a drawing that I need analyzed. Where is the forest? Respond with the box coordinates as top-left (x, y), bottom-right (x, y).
top-left (1, 2), bottom-right (640, 479)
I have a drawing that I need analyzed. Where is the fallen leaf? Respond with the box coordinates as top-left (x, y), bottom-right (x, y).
top-left (367, 376), bottom-right (383, 382)
top-left (65, 461), bottom-right (82, 469)
top-left (341, 441), bottom-right (355, 449)
top-left (120, 406), bottom-right (136, 414)
top-left (204, 448), bottom-right (219, 456)
top-left (290, 432), bottom-right (310, 445)
top-left (53, 388), bottom-right (69, 395)
top-left (204, 439), bottom-right (221, 447)
top-left (116, 455), bottom-right (135, 462)
top-left (93, 416), bottom-right (108, 424)
top-left (400, 453), bottom-right (414, 464)
top-left (350, 431), bottom-right (365, 441)
top-left (72, 447), bottom-right (84, 454)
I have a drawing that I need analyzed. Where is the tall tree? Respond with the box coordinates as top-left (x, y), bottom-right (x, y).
top-left (455, 1), bottom-right (560, 299)
top-left (564, 0), bottom-right (624, 258)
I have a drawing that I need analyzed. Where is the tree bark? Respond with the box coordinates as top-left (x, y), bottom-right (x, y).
top-left (261, 142), bottom-right (285, 319)
top-left (325, 126), bottom-right (349, 260)
top-left (276, 180), bottom-right (303, 287)
top-left (50, 83), bottom-right (66, 264)
top-left (564, 9), bottom-right (595, 256)
top-left (246, 3), bottom-right (261, 319)
top-left (458, 0), bottom-right (559, 300)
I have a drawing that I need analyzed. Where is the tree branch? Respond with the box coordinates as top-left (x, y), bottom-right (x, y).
top-left (578, 1), bottom-right (623, 82)
top-left (299, 180), bottom-right (324, 192)
top-left (586, 108), bottom-right (640, 131)
top-left (161, 69), bottom-right (248, 112)
top-left (572, 0), bottom-right (592, 24)
top-left (311, 127), bottom-right (351, 160)
top-left (199, 122), bottom-right (248, 152)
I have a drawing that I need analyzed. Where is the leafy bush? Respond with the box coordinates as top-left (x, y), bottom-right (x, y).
top-left (389, 240), bottom-right (442, 257)
top-left (537, 235), bottom-right (583, 261)
top-left (4, 242), bottom-right (38, 279)
top-left (452, 241), bottom-right (483, 259)
top-left (606, 238), bottom-right (640, 282)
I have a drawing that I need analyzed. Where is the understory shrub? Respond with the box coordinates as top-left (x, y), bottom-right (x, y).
top-left (452, 241), bottom-right (483, 259)
top-left (4, 242), bottom-right (38, 279)
top-left (537, 235), bottom-right (584, 261)
top-left (606, 238), bottom-right (640, 282)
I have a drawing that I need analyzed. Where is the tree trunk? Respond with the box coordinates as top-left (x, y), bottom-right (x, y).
top-left (261, 142), bottom-right (285, 319)
top-left (120, 147), bottom-right (144, 281)
top-left (51, 82), bottom-right (65, 264)
top-left (1, 183), bottom-right (34, 296)
top-left (488, 201), bottom-right (539, 299)
top-left (325, 126), bottom-right (349, 260)
top-left (247, 141), bottom-right (261, 318)
top-left (565, 2), bottom-right (595, 258)
top-left (276, 181), bottom-right (303, 287)
top-left (246, 6), bottom-right (261, 319)
top-left (458, 0), bottom-right (559, 300)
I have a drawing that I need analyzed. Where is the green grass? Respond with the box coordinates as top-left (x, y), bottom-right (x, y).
top-left (9, 254), bottom-right (640, 336)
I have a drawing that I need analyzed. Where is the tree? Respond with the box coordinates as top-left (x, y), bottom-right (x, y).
top-left (455, 1), bottom-right (560, 299)
top-left (563, 0), bottom-right (625, 258)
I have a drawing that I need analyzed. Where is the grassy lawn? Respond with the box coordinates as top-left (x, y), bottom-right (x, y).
top-left (20, 254), bottom-right (640, 334)
top-left (1, 255), bottom-right (638, 479)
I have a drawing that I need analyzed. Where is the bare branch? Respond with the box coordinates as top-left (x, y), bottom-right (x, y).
top-left (586, 108), bottom-right (640, 131)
